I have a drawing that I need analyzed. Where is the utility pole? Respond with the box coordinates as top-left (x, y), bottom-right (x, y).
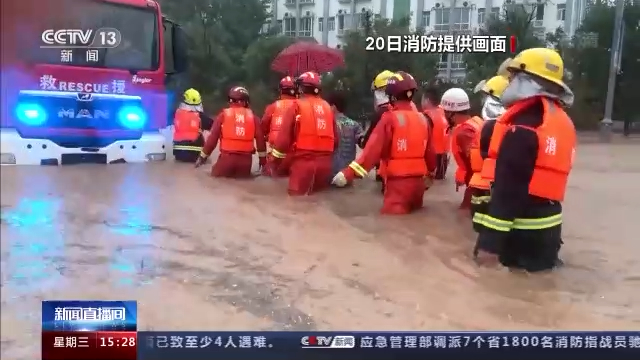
top-left (445, 0), bottom-right (456, 80)
top-left (600, 0), bottom-right (625, 142)
top-left (295, 0), bottom-right (301, 38)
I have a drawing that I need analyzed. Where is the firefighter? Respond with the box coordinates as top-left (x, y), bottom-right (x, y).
top-left (441, 88), bottom-right (484, 210)
top-left (270, 71), bottom-right (339, 195)
top-left (468, 75), bottom-right (509, 232)
top-left (473, 48), bottom-right (576, 272)
top-left (421, 85), bottom-right (450, 180)
top-left (361, 70), bottom-right (396, 192)
top-left (332, 71), bottom-right (437, 215)
top-left (261, 76), bottom-right (297, 176)
top-left (172, 88), bottom-right (214, 163)
top-left (195, 86), bottom-right (267, 178)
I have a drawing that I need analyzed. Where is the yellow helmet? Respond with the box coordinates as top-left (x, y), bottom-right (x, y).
top-left (507, 48), bottom-right (565, 87)
top-left (183, 88), bottom-right (202, 105)
top-left (371, 70), bottom-right (395, 90)
top-left (481, 76), bottom-right (509, 98)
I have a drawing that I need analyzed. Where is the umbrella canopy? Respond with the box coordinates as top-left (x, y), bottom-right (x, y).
top-left (271, 41), bottom-right (344, 76)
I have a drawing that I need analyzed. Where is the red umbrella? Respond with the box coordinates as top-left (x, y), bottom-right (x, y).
top-left (271, 41), bottom-right (344, 75)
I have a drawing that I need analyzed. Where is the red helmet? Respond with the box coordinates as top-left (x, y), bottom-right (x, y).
top-left (279, 76), bottom-right (295, 90)
top-left (296, 71), bottom-right (321, 88)
top-left (385, 71), bottom-right (418, 99)
top-left (228, 86), bottom-right (249, 102)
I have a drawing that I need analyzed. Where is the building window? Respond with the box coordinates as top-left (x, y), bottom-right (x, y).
top-left (490, 7), bottom-right (500, 19)
top-left (328, 16), bottom-right (335, 31)
top-left (437, 53), bottom-right (465, 70)
top-left (277, 19), bottom-right (283, 33)
top-left (557, 4), bottom-right (566, 21)
top-left (433, 8), bottom-right (470, 31)
top-left (337, 13), bottom-right (345, 32)
top-left (422, 11), bottom-right (430, 27)
top-left (535, 4), bottom-right (545, 21)
top-left (477, 8), bottom-right (485, 24)
top-left (300, 16), bottom-right (313, 37)
top-left (359, 11), bottom-right (368, 29)
top-left (283, 17), bottom-right (295, 37)
top-left (318, 17), bottom-right (324, 31)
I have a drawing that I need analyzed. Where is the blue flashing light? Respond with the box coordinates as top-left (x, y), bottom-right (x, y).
top-left (118, 105), bottom-right (147, 130)
top-left (15, 103), bottom-right (47, 126)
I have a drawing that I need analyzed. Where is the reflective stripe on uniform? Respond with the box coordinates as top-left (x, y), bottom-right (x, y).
top-left (348, 161), bottom-right (368, 178)
top-left (473, 213), bottom-right (562, 231)
top-left (173, 145), bottom-right (203, 152)
top-left (470, 195), bottom-right (491, 204)
top-left (271, 149), bottom-right (287, 159)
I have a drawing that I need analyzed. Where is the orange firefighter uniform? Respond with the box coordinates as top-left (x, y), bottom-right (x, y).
top-left (341, 101), bottom-right (437, 214)
top-left (270, 95), bottom-right (339, 195)
top-left (451, 116), bottom-right (484, 209)
top-left (261, 96), bottom-right (296, 176)
top-left (424, 106), bottom-right (450, 179)
top-left (474, 96), bottom-right (575, 271)
top-left (201, 105), bottom-right (267, 178)
top-left (173, 108), bottom-right (214, 162)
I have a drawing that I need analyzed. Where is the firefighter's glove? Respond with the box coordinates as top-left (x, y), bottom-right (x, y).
top-left (455, 181), bottom-right (466, 192)
top-left (332, 172), bottom-right (348, 187)
top-left (424, 175), bottom-right (434, 190)
top-left (194, 155), bottom-right (207, 168)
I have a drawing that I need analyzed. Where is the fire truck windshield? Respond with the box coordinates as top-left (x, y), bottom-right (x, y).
top-left (32, 1), bottom-right (159, 71)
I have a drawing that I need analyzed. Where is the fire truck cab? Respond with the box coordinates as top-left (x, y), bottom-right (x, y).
top-left (1, 0), bottom-right (188, 165)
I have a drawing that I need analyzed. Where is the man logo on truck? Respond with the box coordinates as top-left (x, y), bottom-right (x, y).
top-left (58, 108), bottom-right (109, 120)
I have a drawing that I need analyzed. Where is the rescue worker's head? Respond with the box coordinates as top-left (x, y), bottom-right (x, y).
top-left (325, 91), bottom-right (347, 115)
top-left (440, 87), bottom-right (471, 126)
top-left (385, 71), bottom-right (418, 103)
top-left (421, 85), bottom-right (440, 110)
top-left (228, 86), bottom-right (250, 107)
top-left (371, 70), bottom-right (394, 109)
top-left (296, 71), bottom-right (321, 95)
top-left (501, 48), bottom-right (574, 108)
top-left (180, 88), bottom-right (203, 112)
top-left (279, 76), bottom-right (296, 97)
top-left (476, 75), bottom-right (508, 121)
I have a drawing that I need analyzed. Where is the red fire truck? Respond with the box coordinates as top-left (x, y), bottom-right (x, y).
top-left (0, 0), bottom-right (188, 165)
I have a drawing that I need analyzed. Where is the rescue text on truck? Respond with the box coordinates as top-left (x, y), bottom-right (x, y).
top-left (0, 0), bottom-right (188, 165)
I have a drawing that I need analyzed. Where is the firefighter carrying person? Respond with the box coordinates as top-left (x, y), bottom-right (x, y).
top-left (467, 75), bottom-right (509, 231)
top-left (269, 71), bottom-right (339, 195)
top-left (421, 85), bottom-right (450, 180)
top-left (473, 48), bottom-right (576, 272)
top-left (441, 88), bottom-right (484, 210)
top-left (361, 70), bottom-right (396, 192)
top-left (332, 71), bottom-right (437, 215)
top-left (195, 86), bottom-right (267, 178)
top-left (172, 88), bottom-right (214, 163)
top-left (261, 76), bottom-right (297, 176)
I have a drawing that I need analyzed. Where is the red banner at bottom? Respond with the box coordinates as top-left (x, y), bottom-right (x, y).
top-left (42, 331), bottom-right (137, 360)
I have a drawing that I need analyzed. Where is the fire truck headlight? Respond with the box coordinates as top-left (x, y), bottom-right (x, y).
top-left (118, 106), bottom-right (146, 130)
top-left (16, 102), bottom-right (47, 126)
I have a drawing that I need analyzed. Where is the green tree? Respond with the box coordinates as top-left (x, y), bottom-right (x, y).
top-left (464, 1), bottom-right (546, 87)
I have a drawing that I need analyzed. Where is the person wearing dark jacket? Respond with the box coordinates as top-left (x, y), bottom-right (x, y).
top-left (474, 48), bottom-right (576, 273)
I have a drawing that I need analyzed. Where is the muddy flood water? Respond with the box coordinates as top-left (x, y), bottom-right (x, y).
top-left (2, 137), bottom-right (639, 359)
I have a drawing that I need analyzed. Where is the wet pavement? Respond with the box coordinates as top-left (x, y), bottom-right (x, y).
top-left (2, 138), bottom-right (640, 359)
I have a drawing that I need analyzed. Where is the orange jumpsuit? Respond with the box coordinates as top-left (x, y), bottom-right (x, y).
top-left (261, 95), bottom-right (296, 176)
top-left (451, 117), bottom-right (482, 209)
top-left (424, 106), bottom-right (450, 180)
top-left (202, 104), bottom-right (267, 178)
top-left (342, 101), bottom-right (437, 214)
top-left (271, 94), bottom-right (339, 196)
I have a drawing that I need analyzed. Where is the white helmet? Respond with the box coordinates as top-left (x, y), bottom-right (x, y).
top-left (441, 88), bottom-right (470, 112)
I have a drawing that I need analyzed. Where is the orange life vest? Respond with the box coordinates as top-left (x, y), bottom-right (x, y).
top-left (424, 106), bottom-right (450, 154)
top-left (173, 108), bottom-right (201, 142)
top-left (220, 107), bottom-right (256, 153)
top-left (295, 97), bottom-right (335, 152)
top-left (484, 97), bottom-right (576, 201)
top-left (381, 109), bottom-right (429, 178)
top-left (468, 121), bottom-right (491, 190)
top-left (451, 116), bottom-right (483, 183)
top-left (268, 99), bottom-right (295, 144)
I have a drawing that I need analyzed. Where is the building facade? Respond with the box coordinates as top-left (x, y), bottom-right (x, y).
top-left (266, 0), bottom-right (590, 79)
